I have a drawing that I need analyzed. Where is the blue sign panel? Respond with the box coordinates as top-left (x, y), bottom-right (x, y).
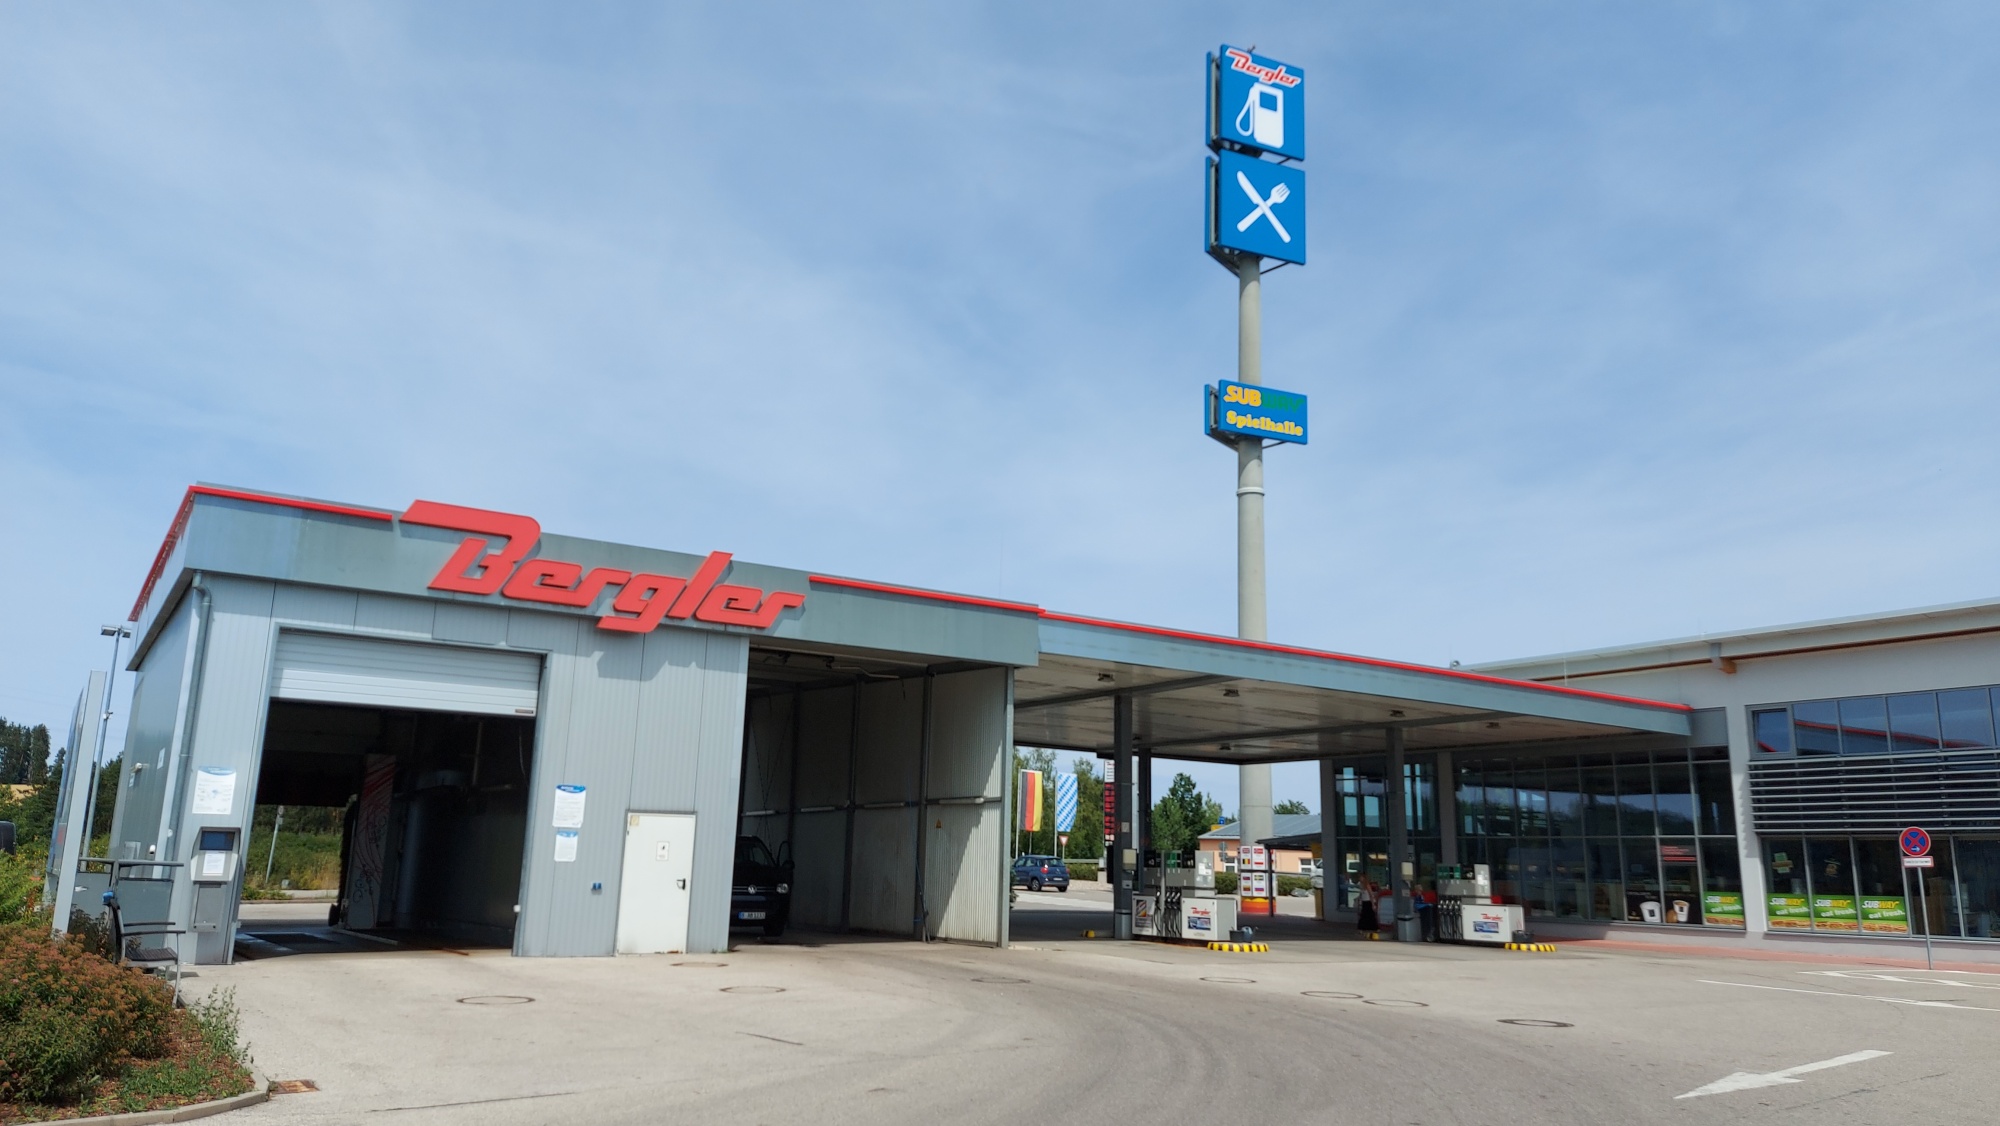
top-left (1207, 379), bottom-right (1307, 445)
top-left (1210, 46), bottom-right (1305, 161)
top-left (1209, 150), bottom-right (1305, 264)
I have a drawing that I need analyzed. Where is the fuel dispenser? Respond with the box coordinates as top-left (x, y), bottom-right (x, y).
top-left (1132, 850), bottom-right (1235, 942)
top-left (1435, 863), bottom-right (1525, 945)
top-left (189, 827), bottom-right (241, 963)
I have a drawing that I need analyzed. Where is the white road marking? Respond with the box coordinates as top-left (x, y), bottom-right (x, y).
top-left (1699, 978), bottom-right (2000, 1011)
top-left (1675, 1050), bottom-right (1891, 1099)
top-left (1804, 969), bottom-right (2000, 990)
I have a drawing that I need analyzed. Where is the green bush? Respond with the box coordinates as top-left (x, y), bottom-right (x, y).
top-left (1214, 871), bottom-right (1239, 894)
top-left (1065, 861), bottom-right (1097, 881)
top-left (1277, 874), bottom-right (1314, 896)
top-left (0, 924), bottom-right (175, 1104)
top-left (0, 846), bottom-right (41, 925)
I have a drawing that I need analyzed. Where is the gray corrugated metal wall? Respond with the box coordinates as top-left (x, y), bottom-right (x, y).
top-left (108, 600), bottom-right (193, 857)
top-left (731, 670), bottom-right (1009, 944)
top-left (120, 576), bottom-right (751, 961)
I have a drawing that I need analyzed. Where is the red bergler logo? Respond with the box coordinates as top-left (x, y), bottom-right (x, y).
top-left (399, 501), bottom-right (805, 633)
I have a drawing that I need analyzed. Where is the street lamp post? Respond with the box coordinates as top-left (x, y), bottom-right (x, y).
top-left (80, 623), bottom-right (132, 854)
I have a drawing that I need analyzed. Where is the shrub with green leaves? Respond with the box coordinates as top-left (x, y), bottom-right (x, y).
top-left (0, 924), bottom-right (174, 1104)
top-left (0, 847), bottom-right (41, 925)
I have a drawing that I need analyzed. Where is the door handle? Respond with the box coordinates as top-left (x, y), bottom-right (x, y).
top-left (677, 878), bottom-right (687, 890)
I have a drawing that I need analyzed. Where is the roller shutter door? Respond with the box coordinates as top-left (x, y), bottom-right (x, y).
top-left (271, 632), bottom-right (542, 716)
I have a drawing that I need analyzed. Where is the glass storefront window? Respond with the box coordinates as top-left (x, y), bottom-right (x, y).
top-left (1622, 839), bottom-right (1662, 922)
top-left (1659, 839), bottom-right (1702, 924)
top-left (1484, 762), bottom-right (1516, 838)
top-left (1957, 838), bottom-right (2000, 940)
top-left (1837, 697), bottom-right (1890, 755)
top-left (1940, 688), bottom-right (1996, 749)
top-left (1887, 693), bottom-right (1941, 752)
top-left (1793, 700), bottom-right (1840, 755)
top-left (1547, 757), bottom-right (1583, 839)
top-left (1764, 838), bottom-right (1811, 930)
top-left (1693, 754), bottom-right (1734, 835)
top-left (1515, 764), bottom-right (1549, 838)
top-left (1581, 763), bottom-right (1619, 835)
top-left (1854, 838), bottom-right (1910, 935)
top-left (1615, 755), bottom-right (1655, 835)
top-left (1552, 842), bottom-right (1586, 918)
top-left (1754, 708), bottom-right (1792, 754)
top-left (1654, 754), bottom-right (1698, 835)
top-left (1587, 839), bottom-right (1622, 921)
top-left (1700, 839), bottom-right (1744, 927)
top-left (1909, 845), bottom-right (1960, 938)
top-left (1806, 838), bottom-right (1859, 932)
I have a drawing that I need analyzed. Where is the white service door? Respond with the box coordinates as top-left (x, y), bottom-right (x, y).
top-left (615, 813), bottom-right (698, 954)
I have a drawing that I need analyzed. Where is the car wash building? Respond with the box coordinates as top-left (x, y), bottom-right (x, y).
top-left (72, 484), bottom-right (1702, 963)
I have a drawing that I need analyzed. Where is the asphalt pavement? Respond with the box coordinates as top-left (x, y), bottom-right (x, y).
top-left (206, 890), bottom-right (1994, 1125)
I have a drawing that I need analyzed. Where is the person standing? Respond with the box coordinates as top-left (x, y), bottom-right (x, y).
top-left (1356, 877), bottom-right (1379, 933)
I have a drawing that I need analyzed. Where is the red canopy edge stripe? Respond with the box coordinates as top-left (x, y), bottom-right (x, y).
top-left (129, 485), bottom-right (396, 622)
top-left (807, 575), bottom-right (1042, 615)
top-left (1036, 610), bottom-right (1692, 713)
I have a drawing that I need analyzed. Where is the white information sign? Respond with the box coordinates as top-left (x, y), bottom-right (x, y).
top-left (552, 784), bottom-right (587, 828)
top-left (554, 828), bottom-right (579, 863)
top-left (191, 767), bottom-right (237, 816)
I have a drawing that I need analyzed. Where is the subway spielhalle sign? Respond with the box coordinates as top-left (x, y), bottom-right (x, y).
top-left (1206, 379), bottom-right (1308, 445)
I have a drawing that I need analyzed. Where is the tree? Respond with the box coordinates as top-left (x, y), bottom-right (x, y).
top-left (1273, 799), bottom-right (1311, 816)
top-left (1150, 772), bottom-right (1222, 856)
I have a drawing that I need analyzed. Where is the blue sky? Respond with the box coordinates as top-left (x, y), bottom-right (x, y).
top-left (4, 5), bottom-right (1997, 814)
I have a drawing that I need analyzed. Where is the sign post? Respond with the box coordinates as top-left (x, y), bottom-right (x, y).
top-left (1900, 826), bottom-right (1934, 969)
top-left (1203, 45), bottom-right (1307, 858)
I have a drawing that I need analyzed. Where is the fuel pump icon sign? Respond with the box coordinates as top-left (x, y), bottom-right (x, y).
top-left (1235, 83), bottom-right (1284, 150)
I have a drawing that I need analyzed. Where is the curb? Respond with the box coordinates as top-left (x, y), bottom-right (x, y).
top-left (1207, 942), bottom-right (1269, 953)
top-left (21, 1077), bottom-right (270, 1126)
top-left (1504, 942), bottom-right (1558, 953)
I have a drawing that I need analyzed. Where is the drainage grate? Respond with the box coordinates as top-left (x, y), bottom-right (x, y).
top-left (721, 985), bottom-right (786, 994)
top-left (1498, 1018), bottom-right (1573, 1028)
top-left (456, 995), bottom-right (534, 1006)
top-left (972, 976), bottom-right (1027, 984)
top-left (270, 1079), bottom-right (319, 1094)
top-left (1301, 991), bottom-right (1363, 999)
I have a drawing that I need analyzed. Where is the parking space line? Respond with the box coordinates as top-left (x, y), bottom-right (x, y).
top-left (1699, 978), bottom-right (2000, 1011)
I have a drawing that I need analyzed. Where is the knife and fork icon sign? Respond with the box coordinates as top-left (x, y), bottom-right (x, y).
top-left (1234, 170), bottom-right (1292, 243)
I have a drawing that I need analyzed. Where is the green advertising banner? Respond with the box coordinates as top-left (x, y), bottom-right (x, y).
top-left (1767, 894), bottom-right (1813, 929)
top-left (1703, 892), bottom-right (1745, 927)
top-left (1811, 895), bottom-right (1860, 932)
top-left (1860, 896), bottom-right (1910, 934)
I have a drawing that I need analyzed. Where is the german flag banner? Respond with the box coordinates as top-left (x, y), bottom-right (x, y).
top-left (1019, 769), bottom-right (1043, 831)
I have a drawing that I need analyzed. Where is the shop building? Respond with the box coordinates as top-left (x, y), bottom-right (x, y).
top-left (1468, 601), bottom-right (2000, 950)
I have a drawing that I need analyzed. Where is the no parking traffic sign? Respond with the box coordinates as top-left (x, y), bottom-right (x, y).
top-left (1900, 826), bottom-right (1931, 857)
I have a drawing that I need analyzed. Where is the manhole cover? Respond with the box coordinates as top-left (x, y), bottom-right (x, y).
top-left (673, 961), bottom-right (728, 968)
top-left (721, 985), bottom-right (786, 994)
top-left (1499, 1018), bottom-right (1573, 1027)
top-left (1361, 998), bottom-right (1428, 1008)
top-left (1201, 977), bottom-right (1255, 984)
top-left (269, 1079), bottom-right (318, 1094)
top-left (1301, 991), bottom-right (1363, 999)
top-left (456, 995), bottom-right (534, 1006)
top-left (973, 976), bottom-right (1028, 984)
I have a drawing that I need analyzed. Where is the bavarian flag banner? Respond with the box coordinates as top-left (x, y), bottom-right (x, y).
top-left (1019, 769), bottom-right (1044, 831)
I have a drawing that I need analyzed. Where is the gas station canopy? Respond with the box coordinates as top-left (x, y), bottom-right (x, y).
top-left (1013, 612), bottom-right (1690, 763)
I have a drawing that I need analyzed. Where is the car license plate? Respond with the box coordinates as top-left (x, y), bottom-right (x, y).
top-left (737, 911), bottom-right (765, 920)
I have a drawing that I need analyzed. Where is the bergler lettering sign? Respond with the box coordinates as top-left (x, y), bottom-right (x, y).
top-left (400, 501), bottom-right (805, 633)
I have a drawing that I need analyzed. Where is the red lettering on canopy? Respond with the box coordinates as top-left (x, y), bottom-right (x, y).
top-left (397, 502), bottom-right (804, 633)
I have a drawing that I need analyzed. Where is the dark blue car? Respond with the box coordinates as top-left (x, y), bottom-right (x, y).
top-left (1011, 854), bottom-right (1070, 892)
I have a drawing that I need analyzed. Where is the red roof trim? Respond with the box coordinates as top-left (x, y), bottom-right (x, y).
top-left (1036, 610), bottom-right (1692, 713)
top-left (128, 486), bottom-right (395, 622)
top-left (808, 574), bottom-right (1042, 615)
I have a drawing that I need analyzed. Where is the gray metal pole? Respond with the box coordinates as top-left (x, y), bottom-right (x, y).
top-left (1234, 252), bottom-right (1274, 859)
top-left (80, 627), bottom-right (128, 854)
top-left (1112, 694), bottom-right (1135, 939)
top-left (1386, 727), bottom-right (1413, 940)
top-left (263, 805), bottom-right (283, 886)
